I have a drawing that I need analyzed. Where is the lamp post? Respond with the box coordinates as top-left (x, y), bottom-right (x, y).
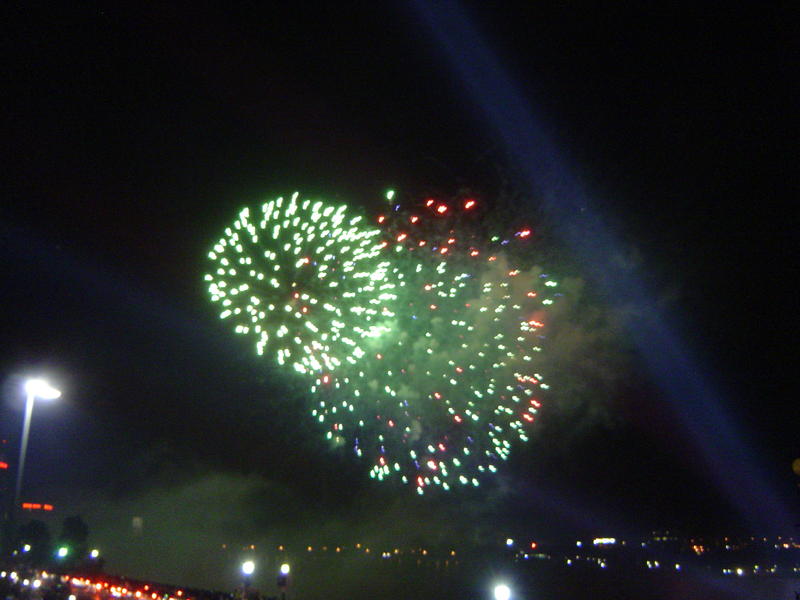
top-left (277, 563), bottom-right (290, 600)
top-left (14, 379), bottom-right (61, 510)
top-left (241, 560), bottom-right (255, 600)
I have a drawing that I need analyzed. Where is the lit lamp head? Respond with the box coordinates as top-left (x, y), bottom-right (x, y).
top-left (25, 379), bottom-right (61, 400)
top-left (279, 563), bottom-right (290, 575)
top-left (241, 560), bottom-right (255, 576)
top-left (494, 584), bottom-right (511, 600)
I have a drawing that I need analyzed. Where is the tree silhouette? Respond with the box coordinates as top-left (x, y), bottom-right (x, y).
top-left (59, 515), bottom-right (89, 560)
top-left (17, 519), bottom-right (51, 565)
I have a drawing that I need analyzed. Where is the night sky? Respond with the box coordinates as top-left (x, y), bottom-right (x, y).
top-left (1, 2), bottom-right (797, 589)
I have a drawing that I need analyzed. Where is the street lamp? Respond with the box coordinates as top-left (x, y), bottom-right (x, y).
top-left (14, 379), bottom-right (61, 509)
top-left (241, 560), bottom-right (255, 599)
top-left (277, 563), bottom-right (290, 600)
top-left (494, 583), bottom-right (511, 600)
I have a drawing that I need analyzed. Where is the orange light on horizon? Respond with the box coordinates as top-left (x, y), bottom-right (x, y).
top-left (21, 502), bottom-right (52, 511)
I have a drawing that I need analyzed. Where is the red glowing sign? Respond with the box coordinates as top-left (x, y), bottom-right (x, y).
top-left (21, 503), bottom-right (54, 511)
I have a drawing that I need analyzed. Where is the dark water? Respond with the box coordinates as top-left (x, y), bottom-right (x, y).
top-left (282, 558), bottom-right (797, 600)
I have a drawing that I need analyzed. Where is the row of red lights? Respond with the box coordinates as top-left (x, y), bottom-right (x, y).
top-left (71, 577), bottom-right (188, 600)
top-left (22, 502), bottom-right (54, 511)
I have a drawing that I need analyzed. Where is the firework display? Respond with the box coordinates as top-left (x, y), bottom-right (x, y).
top-left (204, 192), bottom-right (396, 376)
top-left (205, 190), bottom-right (557, 493)
top-left (313, 192), bottom-right (557, 493)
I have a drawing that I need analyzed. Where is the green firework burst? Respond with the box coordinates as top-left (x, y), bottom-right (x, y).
top-left (204, 192), bottom-right (397, 376)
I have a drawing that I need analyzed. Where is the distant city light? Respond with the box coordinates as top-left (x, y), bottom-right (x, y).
top-left (593, 537), bottom-right (617, 546)
top-left (505, 538), bottom-right (514, 547)
top-left (280, 563), bottom-right (290, 575)
top-left (90, 549), bottom-right (100, 558)
top-left (56, 547), bottom-right (68, 558)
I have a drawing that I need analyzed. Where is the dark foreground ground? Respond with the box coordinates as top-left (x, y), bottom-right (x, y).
top-left (3, 560), bottom-right (797, 600)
